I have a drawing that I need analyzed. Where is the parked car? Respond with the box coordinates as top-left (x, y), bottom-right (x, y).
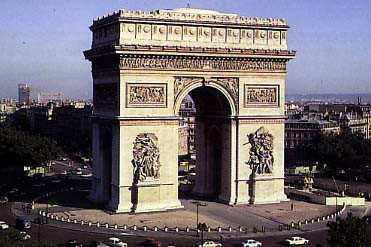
top-left (107, 237), bottom-right (127, 247)
top-left (20, 231), bottom-right (31, 241)
top-left (90, 240), bottom-right (109, 247)
top-left (16, 217), bottom-right (32, 229)
top-left (141, 238), bottom-right (161, 247)
top-left (65, 239), bottom-right (83, 247)
top-left (199, 241), bottom-right (222, 247)
top-left (242, 239), bottom-right (262, 247)
top-left (0, 221), bottom-right (9, 230)
top-left (0, 197), bottom-right (8, 203)
top-left (284, 236), bottom-right (309, 246)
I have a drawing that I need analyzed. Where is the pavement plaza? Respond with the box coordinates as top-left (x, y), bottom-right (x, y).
top-left (32, 190), bottom-right (338, 230)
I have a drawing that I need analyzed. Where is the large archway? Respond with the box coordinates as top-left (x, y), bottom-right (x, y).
top-left (180, 85), bottom-right (232, 200)
top-left (85, 7), bottom-right (296, 212)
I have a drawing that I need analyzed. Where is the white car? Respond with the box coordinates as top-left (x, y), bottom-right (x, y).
top-left (199, 241), bottom-right (222, 247)
top-left (107, 237), bottom-right (127, 247)
top-left (242, 239), bottom-right (262, 247)
top-left (0, 221), bottom-right (9, 230)
top-left (284, 236), bottom-right (309, 246)
top-left (20, 231), bottom-right (31, 240)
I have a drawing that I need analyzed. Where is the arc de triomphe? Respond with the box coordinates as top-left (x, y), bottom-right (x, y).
top-left (84, 8), bottom-right (296, 213)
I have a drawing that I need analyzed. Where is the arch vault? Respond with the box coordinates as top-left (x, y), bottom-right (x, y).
top-left (84, 8), bottom-right (296, 212)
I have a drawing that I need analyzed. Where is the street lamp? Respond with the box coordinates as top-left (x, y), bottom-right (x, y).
top-left (193, 201), bottom-right (207, 237)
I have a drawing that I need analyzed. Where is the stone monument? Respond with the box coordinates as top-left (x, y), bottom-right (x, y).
top-left (84, 8), bottom-right (296, 212)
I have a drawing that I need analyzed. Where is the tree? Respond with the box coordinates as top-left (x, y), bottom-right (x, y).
top-left (0, 126), bottom-right (63, 169)
top-left (327, 212), bottom-right (370, 247)
top-left (305, 129), bottom-right (371, 171)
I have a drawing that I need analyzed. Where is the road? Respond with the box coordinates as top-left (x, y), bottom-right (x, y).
top-left (0, 201), bottom-right (330, 246)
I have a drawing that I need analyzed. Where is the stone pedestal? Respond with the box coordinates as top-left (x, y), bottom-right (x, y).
top-left (250, 175), bottom-right (286, 204)
top-left (132, 179), bottom-right (183, 213)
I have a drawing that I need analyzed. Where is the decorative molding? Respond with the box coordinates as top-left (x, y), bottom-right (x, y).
top-left (94, 8), bottom-right (287, 27)
top-left (119, 120), bottom-right (179, 126)
top-left (173, 77), bottom-right (239, 108)
top-left (244, 84), bottom-right (279, 108)
top-left (120, 55), bottom-right (287, 72)
top-left (132, 133), bottom-right (160, 183)
top-left (174, 77), bottom-right (204, 102)
top-left (238, 119), bottom-right (284, 124)
top-left (245, 127), bottom-right (274, 175)
top-left (126, 83), bottom-right (167, 108)
top-left (93, 83), bottom-right (118, 108)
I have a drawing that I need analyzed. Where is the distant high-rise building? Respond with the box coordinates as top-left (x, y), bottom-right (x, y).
top-left (37, 92), bottom-right (64, 104)
top-left (18, 83), bottom-right (31, 106)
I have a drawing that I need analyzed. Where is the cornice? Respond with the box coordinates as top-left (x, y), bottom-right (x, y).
top-left (84, 44), bottom-right (296, 60)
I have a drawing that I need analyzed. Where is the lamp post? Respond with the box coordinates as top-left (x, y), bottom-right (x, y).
top-left (193, 201), bottom-right (207, 237)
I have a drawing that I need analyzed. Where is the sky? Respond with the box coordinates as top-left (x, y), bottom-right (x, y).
top-left (0, 0), bottom-right (370, 99)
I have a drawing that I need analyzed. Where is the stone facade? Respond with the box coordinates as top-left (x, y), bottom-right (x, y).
top-left (84, 8), bottom-right (295, 212)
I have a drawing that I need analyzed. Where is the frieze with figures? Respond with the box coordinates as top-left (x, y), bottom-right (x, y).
top-left (127, 83), bottom-right (167, 108)
top-left (120, 56), bottom-right (287, 72)
top-left (93, 83), bottom-right (118, 107)
top-left (132, 133), bottom-right (160, 183)
top-left (244, 85), bottom-right (279, 107)
top-left (245, 127), bottom-right (274, 175)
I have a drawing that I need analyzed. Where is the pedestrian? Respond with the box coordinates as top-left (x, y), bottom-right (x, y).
top-left (291, 202), bottom-right (294, 211)
top-left (220, 234), bottom-right (224, 241)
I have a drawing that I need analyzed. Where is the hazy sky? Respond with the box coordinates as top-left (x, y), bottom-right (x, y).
top-left (0, 0), bottom-right (370, 99)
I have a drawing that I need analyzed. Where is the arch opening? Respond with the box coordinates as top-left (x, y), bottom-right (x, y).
top-left (178, 85), bottom-right (232, 200)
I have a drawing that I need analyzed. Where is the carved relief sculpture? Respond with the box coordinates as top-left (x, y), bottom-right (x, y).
top-left (244, 85), bottom-right (279, 107)
top-left (245, 127), bottom-right (274, 175)
top-left (132, 133), bottom-right (160, 183)
top-left (127, 83), bottom-right (167, 107)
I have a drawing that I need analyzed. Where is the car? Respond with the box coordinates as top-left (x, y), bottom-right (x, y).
top-left (107, 237), bottom-right (127, 247)
top-left (242, 239), bottom-right (262, 247)
top-left (20, 231), bottom-right (31, 241)
top-left (9, 188), bottom-right (19, 194)
top-left (90, 240), bottom-right (109, 247)
top-left (72, 168), bottom-right (83, 175)
top-left (284, 236), bottom-right (309, 246)
top-left (65, 239), bottom-right (83, 247)
top-left (0, 197), bottom-right (8, 203)
top-left (16, 217), bottom-right (32, 229)
top-left (199, 241), bottom-right (222, 247)
top-left (141, 238), bottom-right (161, 247)
top-left (0, 221), bottom-right (9, 230)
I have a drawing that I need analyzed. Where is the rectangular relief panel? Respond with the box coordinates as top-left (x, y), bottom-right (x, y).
top-left (94, 83), bottom-right (118, 108)
top-left (126, 83), bottom-right (167, 108)
top-left (244, 84), bottom-right (279, 107)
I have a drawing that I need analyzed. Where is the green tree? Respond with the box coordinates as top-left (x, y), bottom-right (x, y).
top-left (305, 129), bottom-right (371, 171)
top-left (327, 212), bottom-right (370, 247)
top-left (0, 126), bottom-right (63, 168)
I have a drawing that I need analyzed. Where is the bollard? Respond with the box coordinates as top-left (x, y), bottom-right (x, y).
top-left (143, 226), bottom-right (147, 232)
top-left (239, 226), bottom-right (243, 232)
top-left (97, 222), bottom-right (100, 228)
top-left (175, 227), bottom-right (179, 232)
top-left (81, 221), bottom-right (84, 225)
top-left (185, 226), bottom-right (189, 232)
top-left (114, 224), bottom-right (118, 229)
top-left (207, 227), bottom-right (211, 233)
top-left (105, 223), bottom-right (109, 228)
top-left (164, 226), bottom-right (168, 232)
top-left (218, 226), bottom-right (222, 232)
top-left (154, 226), bottom-right (158, 232)
top-left (88, 221), bottom-right (92, 227)
top-left (133, 225), bottom-right (137, 231)
top-left (228, 226), bottom-right (232, 232)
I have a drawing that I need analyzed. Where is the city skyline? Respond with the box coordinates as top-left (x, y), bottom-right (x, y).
top-left (1, 0), bottom-right (371, 99)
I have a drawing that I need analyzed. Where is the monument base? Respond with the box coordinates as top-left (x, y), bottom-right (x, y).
top-left (132, 180), bottom-right (183, 213)
top-left (250, 175), bottom-right (287, 204)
